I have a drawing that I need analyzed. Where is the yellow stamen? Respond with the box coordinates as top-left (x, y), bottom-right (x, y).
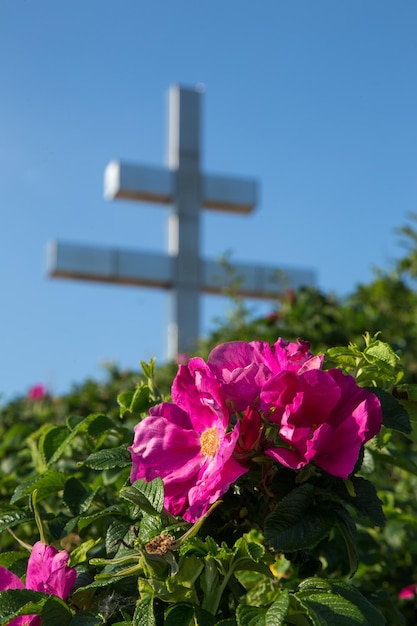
top-left (200, 427), bottom-right (220, 456)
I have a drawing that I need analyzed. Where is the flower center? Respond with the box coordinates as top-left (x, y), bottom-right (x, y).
top-left (200, 427), bottom-right (220, 457)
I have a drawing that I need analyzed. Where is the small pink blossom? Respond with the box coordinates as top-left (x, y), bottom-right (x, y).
top-left (398, 583), bottom-right (417, 600)
top-left (262, 368), bottom-right (382, 478)
top-left (0, 541), bottom-right (76, 626)
top-left (27, 384), bottom-right (47, 400)
top-left (176, 352), bottom-right (189, 365)
top-left (129, 358), bottom-right (247, 522)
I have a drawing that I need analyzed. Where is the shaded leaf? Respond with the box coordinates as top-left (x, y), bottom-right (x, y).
top-left (265, 484), bottom-right (336, 552)
top-left (349, 476), bottom-right (386, 527)
top-left (165, 603), bottom-right (194, 626)
top-left (370, 388), bottom-right (411, 434)
top-left (0, 589), bottom-right (72, 626)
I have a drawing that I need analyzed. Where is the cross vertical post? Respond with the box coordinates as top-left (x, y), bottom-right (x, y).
top-left (166, 87), bottom-right (201, 359)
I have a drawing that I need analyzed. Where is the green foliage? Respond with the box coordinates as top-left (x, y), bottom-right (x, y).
top-left (4, 219), bottom-right (417, 623)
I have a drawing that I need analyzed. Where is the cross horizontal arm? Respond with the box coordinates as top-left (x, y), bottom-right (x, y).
top-left (47, 240), bottom-right (172, 288)
top-left (203, 260), bottom-right (316, 297)
top-left (104, 161), bottom-right (173, 204)
top-left (202, 174), bottom-right (257, 213)
top-left (104, 160), bottom-right (257, 213)
top-left (47, 241), bottom-right (316, 297)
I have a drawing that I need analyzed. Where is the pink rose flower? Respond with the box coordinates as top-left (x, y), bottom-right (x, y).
top-left (129, 358), bottom-right (247, 522)
top-left (261, 368), bottom-right (382, 478)
top-left (398, 583), bottom-right (417, 600)
top-left (0, 541), bottom-right (76, 626)
top-left (207, 338), bottom-right (322, 411)
top-left (27, 384), bottom-right (47, 400)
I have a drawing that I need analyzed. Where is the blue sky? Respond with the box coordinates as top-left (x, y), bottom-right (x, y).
top-left (1, 1), bottom-right (417, 401)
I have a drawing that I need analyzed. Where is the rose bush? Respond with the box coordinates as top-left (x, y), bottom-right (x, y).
top-left (0, 333), bottom-right (414, 625)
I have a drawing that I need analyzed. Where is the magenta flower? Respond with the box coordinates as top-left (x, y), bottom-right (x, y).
top-left (27, 384), bottom-right (47, 400)
top-left (129, 358), bottom-right (247, 522)
top-left (398, 584), bottom-right (417, 600)
top-left (176, 352), bottom-right (189, 365)
top-left (207, 338), bottom-right (322, 411)
top-left (261, 368), bottom-right (382, 478)
top-left (0, 541), bottom-right (76, 626)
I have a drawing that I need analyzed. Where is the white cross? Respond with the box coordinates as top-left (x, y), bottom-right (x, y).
top-left (47, 85), bottom-right (315, 360)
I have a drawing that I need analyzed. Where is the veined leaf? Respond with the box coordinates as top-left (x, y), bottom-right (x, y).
top-left (265, 484), bottom-right (336, 552)
top-left (349, 476), bottom-right (386, 527)
top-left (236, 604), bottom-right (266, 626)
top-left (120, 478), bottom-right (164, 515)
top-left (0, 508), bottom-right (33, 533)
top-left (265, 590), bottom-right (290, 626)
top-left (83, 445), bottom-right (131, 470)
top-left (132, 595), bottom-right (156, 626)
top-left (10, 470), bottom-right (67, 504)
top-left (296, 579), bottom-right (385, 626)
top-left (0, 589), bottom-right (72, 626)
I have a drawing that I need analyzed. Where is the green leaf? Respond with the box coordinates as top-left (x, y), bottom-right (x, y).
top-left (77, 504), bottom-right (125, 532)
top-left (165, 603), bottom-right (194, 626)
top-left (0, 551), bottom-right (28, 571)
top-left (264, 484), bottom-right (336, 552)
top-left (41, 594), bottom-right (74, 626)
top-left (10, 470), bottom-right (67, 504)
top-left (236, 604), bottom-right (266, 626)
top-left (63, 477), bottom-right (89, 516)
top-left (234, 538), bottom-right (265, 562)
top-left (39, 425), bottom-right (73, 464)
top-left (364, 340), bottom-right (398, 370)
top-left (349, 476), bottom-right (386, 527)
top-left (333, 512), bottom-right (358, 577)
top-left (369, 388), bottom-right (411, 434)
top-left (138, 512), bottom-right (163, 542)
top-left (296, 579), bottom-right (385, 626)
top-left (118, 389), bottom-right (135, 414)
top-left (164, 603), bottom-right (215, 626)
top-left (265, 590), bottom-right (290, 625)
top-left (83, 445), bottom-right (131, 470)
top-left (232, 538), bottom-right (272, 578)
top-left (325, 347), bottom-right (357, 372)
top-left (194, 607), bottom-right (216, 626)
top-left (132, 595), bottom-right (156, 626)
top-left (106, 520), bottom-right (134, 556)
top-left (129, 385), bottom-right (151, 414)
top-left (68, 613), bottom-right (104, 625)
top-left (370, 448), bottom-right (417, 475)
top-left (84, 413), bottom-right (117, 438)
top-left (120, 479), bottom-right (164, 515)
top-left (0, 589), bottom-right (72, 626)
top-left (0, 508), bottom-right (33, 533)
